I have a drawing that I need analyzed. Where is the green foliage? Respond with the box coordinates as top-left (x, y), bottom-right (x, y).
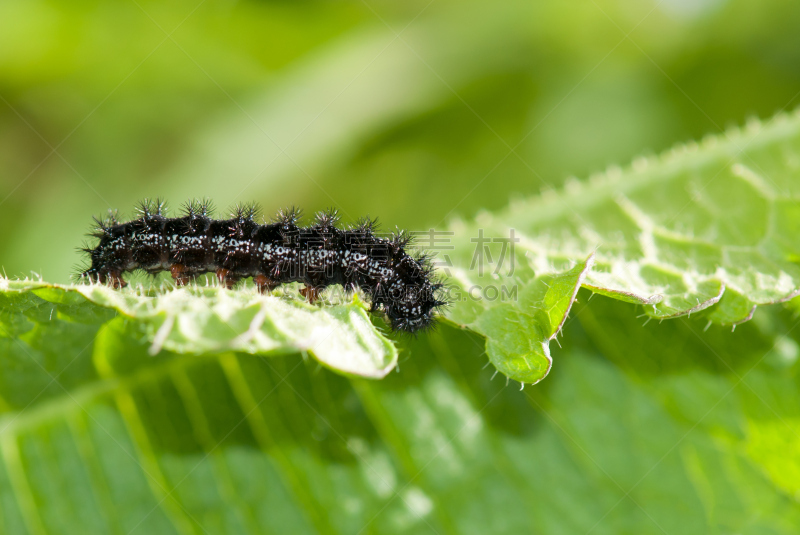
top-left (0, 280), bottom-right (396, 380)
top-left (443, 112), bottom-right (800, 383)
top-left (3, 111), bottom-right (800, 532)
top-left (3, 0), bottom-right (800, 532)
top-left (2, 278), bottom-right (800, 533)
top-left (450, 112), bottom-right (800, 322)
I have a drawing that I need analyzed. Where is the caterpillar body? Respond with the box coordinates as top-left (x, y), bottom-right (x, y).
top-left (78, 200), bottom-right (448, 333)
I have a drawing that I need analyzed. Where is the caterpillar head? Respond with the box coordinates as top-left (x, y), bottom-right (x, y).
top-left (385, 281), bottom-right (448, 333)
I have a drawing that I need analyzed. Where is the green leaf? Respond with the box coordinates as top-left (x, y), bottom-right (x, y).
top-left (444, 251), bottom-right (593, 385)
top-left (3, 1), bottom-right (800, 532)
top-left (0, 279), bottom-right (396, 380)
top-left (0, 281), bottom-right (799, 534)
top-left (443, 112), bottom-right (800, 383)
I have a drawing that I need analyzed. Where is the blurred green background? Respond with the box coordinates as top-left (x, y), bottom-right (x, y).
top-left (4, 2), bottom-right (800, 534)
top-left (2, 0), bottom-right (800, 282)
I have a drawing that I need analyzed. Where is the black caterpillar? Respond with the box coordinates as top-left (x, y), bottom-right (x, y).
top-left (78, 199), bottom-right (448, 332)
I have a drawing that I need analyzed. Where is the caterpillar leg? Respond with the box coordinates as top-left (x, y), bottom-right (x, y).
top-left (254, 274), bottom-right (278, 294)
top-left (106, 271), bottom-right (127, 289)
top-left (299, 285), bottom-right (322, 304)
top-left (170, 264), bottom-right (192, 286)
top-left (108, 271), bottom-right (128, 289)
top-left (215, 268), bottom-right (239, 289)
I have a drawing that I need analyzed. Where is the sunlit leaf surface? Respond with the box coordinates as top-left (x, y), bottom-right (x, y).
top-left (3, 0), bottom-right (800, 532)
top-left (441, 112), bottom-right (800, 385)
top-left (2, 277), bottom-right (800, 533)
top-left (0, 280), bottom-right (397, 380)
